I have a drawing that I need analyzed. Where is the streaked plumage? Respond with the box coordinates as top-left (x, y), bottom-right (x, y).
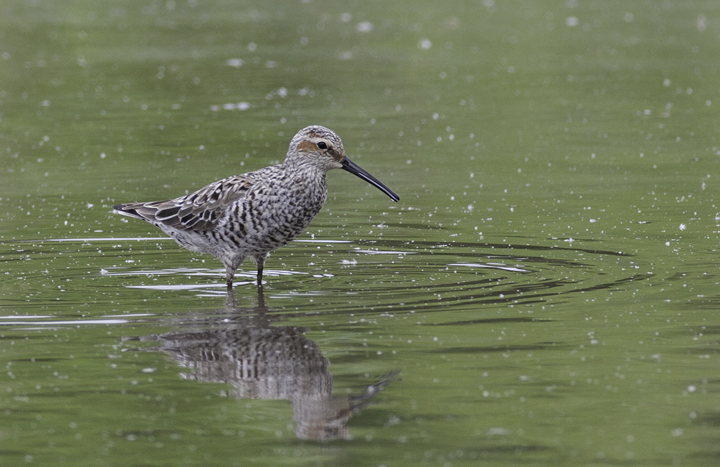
top-left (113, 125), bottom-right (399, 288)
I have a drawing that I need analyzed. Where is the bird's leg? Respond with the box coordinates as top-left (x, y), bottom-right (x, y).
top-left (224, 257), bottom-right (242, 289)
top-left (253, 254), bottom-right (267, 287)
top-left (225, 266), bottom-right (235, 289)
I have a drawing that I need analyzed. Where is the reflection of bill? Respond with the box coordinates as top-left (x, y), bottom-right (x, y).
top-left (126, 290), bottom-right (399, 441)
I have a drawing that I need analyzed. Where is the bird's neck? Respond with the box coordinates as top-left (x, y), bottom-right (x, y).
top-left (283, 155), bottom-right (328, 175)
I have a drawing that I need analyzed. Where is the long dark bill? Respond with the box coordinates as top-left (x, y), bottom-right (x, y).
top-left (341, 156), bottom-right (400, 202)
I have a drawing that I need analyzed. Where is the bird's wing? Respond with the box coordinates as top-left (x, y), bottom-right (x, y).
top-left (115, 174), bottom-right (256, 232)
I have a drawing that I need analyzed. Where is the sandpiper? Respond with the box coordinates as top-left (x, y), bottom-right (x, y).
top-left (113, 125), bottom-right (399, 288)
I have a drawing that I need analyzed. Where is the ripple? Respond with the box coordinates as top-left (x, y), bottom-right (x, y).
top-left (0, 317), bottom-right (130, 328)
top-left (448, 262), bottom-right (531, 273)
top-left (278, 237), bottom-right (646, 317)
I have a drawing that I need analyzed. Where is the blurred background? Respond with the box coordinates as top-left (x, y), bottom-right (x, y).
top-left (2, 1), bottom-right (720, 465)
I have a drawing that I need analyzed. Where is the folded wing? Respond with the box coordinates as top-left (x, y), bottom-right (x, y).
top-left (114, 174), bottom-right (255, 232)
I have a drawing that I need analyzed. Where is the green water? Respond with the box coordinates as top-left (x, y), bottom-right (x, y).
top-left (2, 1), bottom-right (720, 465)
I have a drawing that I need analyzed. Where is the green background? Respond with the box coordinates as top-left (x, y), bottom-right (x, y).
top-left (2, 1), bottom-right (720, 465)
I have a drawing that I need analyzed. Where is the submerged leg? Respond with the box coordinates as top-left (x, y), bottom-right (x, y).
top-left (253, 254), bottom-right (267, 287)
top-left (225, 266), bottom-right (235, 289)
top-left (224, 256), bottom-right (243, 289)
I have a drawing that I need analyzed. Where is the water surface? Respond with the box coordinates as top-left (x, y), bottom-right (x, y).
top-left (2, 1), bottom-right (720, 466)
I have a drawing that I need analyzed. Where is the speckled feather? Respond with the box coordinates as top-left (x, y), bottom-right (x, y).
top-left (113, 125), bottom-right (399, 288)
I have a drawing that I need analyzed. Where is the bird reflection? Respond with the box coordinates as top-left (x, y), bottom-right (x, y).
top-left (128, 289), bottom-right (399, 441)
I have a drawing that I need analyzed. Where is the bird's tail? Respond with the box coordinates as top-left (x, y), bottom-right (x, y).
top-left (113, 202), bottom-right (160, 222)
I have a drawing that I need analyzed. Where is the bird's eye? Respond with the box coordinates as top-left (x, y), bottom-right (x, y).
top-left (317, 142), bottom-right (328, 150)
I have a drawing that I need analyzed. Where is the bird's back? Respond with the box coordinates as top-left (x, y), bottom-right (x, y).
top-left (115, 173), bottom-right (256, 231)
top-left (114, 163), bottom-right (328, 257)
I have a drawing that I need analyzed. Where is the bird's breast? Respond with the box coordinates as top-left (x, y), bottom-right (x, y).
top-left (223, 173), bottom-right (328, 252)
